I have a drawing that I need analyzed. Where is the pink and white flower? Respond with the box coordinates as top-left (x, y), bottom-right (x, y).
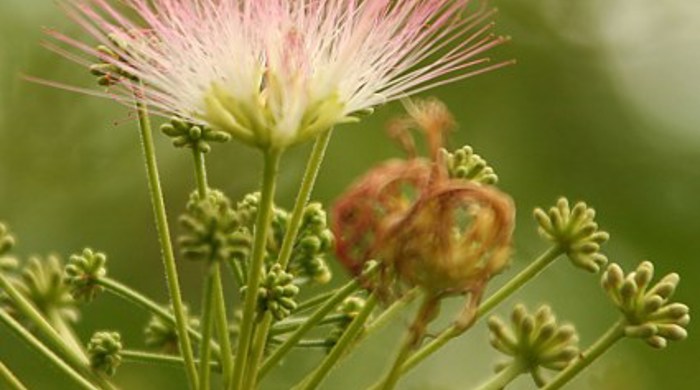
top-left (44, 0), bottom-right (511, 149)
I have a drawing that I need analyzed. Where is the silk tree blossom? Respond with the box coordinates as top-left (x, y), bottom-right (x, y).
top-left (43, 0), bottom-right (512, 150)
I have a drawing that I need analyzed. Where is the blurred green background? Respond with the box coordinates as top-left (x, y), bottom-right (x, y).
top-left (1, 0), bottom-right (699, 389)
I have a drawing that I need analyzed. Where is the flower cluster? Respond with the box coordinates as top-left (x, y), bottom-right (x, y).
top-left (161, 117), bottom-right (231, 154)
top-left (64, 248), bottom-right (107, 303)
top-left (488, 305), bottom-right (579, 387)
top-left (179, 190), bottom-right (245, 263)
top-left (253, 264), bottom-right (300, 321)
top-left (602, 261), bottom-right (690, 348)
top-left (534, 198), bottom-right (609, 273)
top-left (88, 331), bottom-right (123, 376)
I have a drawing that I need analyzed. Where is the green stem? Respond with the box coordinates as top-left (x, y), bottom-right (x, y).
top-left (295, 288), bottom-right (338, 313)
top-left (0, 310), bottom-right (97, 390)
top-left (198, 265), bottom-right (217, 390)
top-left (258, 267), bottom-right (373, 379)
top-left (364, 288), bottom-right (418, 336)
top-left (296, 294), bottom-right (378, 390)
top-left (476, 363), bottom-right (526, 390)
top-left (277, 129), bottom-right (333, 270)
top-left (270, 313), bottom-right (349, 336)
top-left (135, 95), bottom-right (199, 390)
top-left (372, 295), bottom-right (438, 390)
top-left (98, 277), bottom-right (220, 355)
top-left (212, 265), bottom-right (235, 388)
top-left (243, 130), bottom-right (333, 389)
top-left (0, 360), bottom-right (28, 390)
top-left (402, 246), bottom-right (564, 374)
top-left (232, 149), bottom-right (282, 390)
top-left (0, 274), bottom-right (88, 368)
top-left (543, 321), bottom-right (625, 390)
top-left (192, 149), bottom-right (209, 197)
top-left (121, 350), bottom-right (221, 372)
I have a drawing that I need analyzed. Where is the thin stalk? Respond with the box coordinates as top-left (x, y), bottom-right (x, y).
top-left (122, 350), bottom-right (221, 372)
top-left (47, 310), bottom-right (85, 357)
top-left (0, 361), bottom-right (28, 390)
top-left (192, 149), bottom-right (208, 197)
top-left (232, 149), bottom-right (282, 390)
top-left (97, 277), bottom-right (220, 355)
top-left (371, 295), bottom-right (438, 390)
top-left (296, 294), bottom-right (378, 390)
top-left (270, 313), bottom-right (349, 336)
top-left (543, 321), bottom-right (625, 390)
top-left (295, 288), bottom-right (339, 313)
top-left (212, 265), bottom-right (234, 388)
top-left (364, 288), bottom-right (418, 336)
top-left (277, 129), bottom-right (333, 270)
top-left (402, 246), bottom-right (565, 374)
top-left (258, 269), bottom-right (372, 379)
top-left (0, 310), bottom-right (97, 390)
top-left (243, 130), bottom-right (333, 389)
top-left (0, 274), bottom-right (88, 368)
top-left (198, 265), bottom-right (217, 390)
top-left (475, 362), bottom-right (526, 390)
top-left (135, 95), bottom-right (198, 389)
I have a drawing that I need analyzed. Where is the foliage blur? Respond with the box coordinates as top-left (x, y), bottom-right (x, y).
top-left (1, 0), bottom-right (698, 389)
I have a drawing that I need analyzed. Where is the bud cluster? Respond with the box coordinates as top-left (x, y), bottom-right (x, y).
top-left (161, 117), bottom-right (231, 154)
top-left (88, 331), bottom-right (123, 376)
top-left (441, 145), bottom-right (498, 185)
top-left (253, 264), bottom-right (300, 321)
top-left (15, 255), bottom-right (79, 324)
top-left (287, 203), bottom-right (334, 285)
top-left (89, 33), bottom-right (139, 87)
top-left (602, 262), bottom-right (690, 349)
top-left (144, 305), bottom-right (199, 353)
top-left (488, 304), bottom-right (579, 387)
top-left (325, 296), bottom-right (367, 352)
top-left (0, 223), bottom-right (15, 256)
top-left (179, 190), bottom-right (247, 263)
top-left (63, 248), bottom-right (107, 303)
top-left (534, 198), bottom-right (609, 272)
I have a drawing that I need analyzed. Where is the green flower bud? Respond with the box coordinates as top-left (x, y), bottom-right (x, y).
top-left (325, 295), bottom-right (368, 353)
top-left (0, 223), bottom-right (15, 256)
top-left (248, 264), bottom-right (299, 321)
top-left (288, 203), bottom-right (334, 285)
top-left (15, 255), bottom-right (79, 324)
top-left (144, 305), bottom-right (199, 353)
top-left (488, 304), bottom-right (580, 387)
top-left (64, 248), bottom-right (107, 303)
top-left (441, 145), bottom-right (498, 185)
top-left (161, 117), bottom-right (231, 153)
top-left (88, 331), bottom-right (122, 376)
top-left (534, 198), bottom-right (610, 273)
top-left (602, 261), bottom-right (690, 348)
top-left (179, 190), bottom-right (247, 263)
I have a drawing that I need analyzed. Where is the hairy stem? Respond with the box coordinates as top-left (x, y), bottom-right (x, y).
top-left (402, 246), bottom-right (565, 373)
top-left (297, 294), bottom-right (378, 390)
top-left (0, 360), bottom-right (28, 390)
top-left (543, 321), bottom-right (625, 390)
top-left (135, 95), bottom-right (198, 389)
top-left (0, 310), bottom-right (97, 390)
top-left (232, 149), bottom-right (282, 390)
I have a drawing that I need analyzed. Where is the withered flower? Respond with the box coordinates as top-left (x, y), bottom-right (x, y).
top-left (332, 98), bottom-right (514, 330)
